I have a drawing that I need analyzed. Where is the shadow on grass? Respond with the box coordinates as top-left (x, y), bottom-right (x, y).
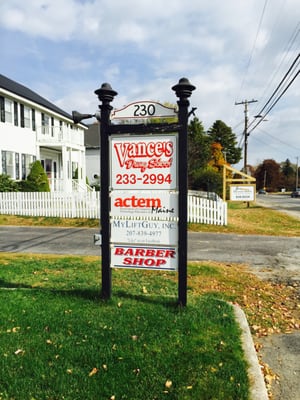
top-left (113, 289), bottom-right (179, 308)
top-left (0, 280), bottom-right (178, 307)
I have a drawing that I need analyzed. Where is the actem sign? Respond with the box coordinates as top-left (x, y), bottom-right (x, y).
top-left (111, 244), bottom-right (178, 271)
top-left (110, 191), bottom-right (178, 218)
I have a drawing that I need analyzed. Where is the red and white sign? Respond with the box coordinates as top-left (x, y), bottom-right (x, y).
top-left (111, 244), bottom-right (178, 271)
top-left (110, 135), bottom-right (177, 190)
top-left (110, 190), bottom-right (178, 218)
top-left (111, 219), bottom-right (178, 245)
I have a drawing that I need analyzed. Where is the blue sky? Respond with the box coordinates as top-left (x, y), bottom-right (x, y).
top-left (1, 0), bottom-right (299, 168)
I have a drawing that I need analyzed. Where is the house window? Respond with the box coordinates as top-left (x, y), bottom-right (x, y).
top-left (21, 153), bottom-right (34, 180)
top-left (4, 99), bottom-right (13, 123)
top-left (0, 96), bottom-right (4, 122)
top-left (51, 116), bottom-right (54, 137)
top-left (1, 151), bottom-right (6, 174)
top-left (24, 106), bottom-right (30, 128)
top-left (41, 113), bottom-right (49, 134)
top-left (20, 104), bottom-right (30, 128)
top-left (32, 109), bottom-right (36, 131)
top-left (1, 151), bottom-right (14, 177)
top-left (14, 102), bottom-right (18, 126)
top-left (15, 153), bottom-right (20, 180)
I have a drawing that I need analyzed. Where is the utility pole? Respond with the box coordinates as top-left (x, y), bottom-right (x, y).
top-left (296, 156), bottom-right (299, 189)
top-left (235, 99), bottom-right (258, 173)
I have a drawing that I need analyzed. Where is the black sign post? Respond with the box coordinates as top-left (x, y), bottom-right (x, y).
top-left (94, 83), bottom-right (118, 300)
top-left (94, 78), bottom-right (195, 305)
top-left (172, 78), bottom-right (196, 306)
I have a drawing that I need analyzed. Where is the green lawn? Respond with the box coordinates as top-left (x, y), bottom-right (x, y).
top-left (0, 255), bottom-right (249, 400)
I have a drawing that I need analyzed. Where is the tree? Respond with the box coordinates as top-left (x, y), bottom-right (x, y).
top-left (187, 117), bottom-right (211, 189)
top-left (192, 166), bottom-right (223, 195)
top-left (19, 161), bottom-right (50, 192)
top-left (208, 142), bottom-right (227, 171)
top-left (281, 159), bottom-right (295, 190)
top-left (208, 120), bottom-right (242, 165)
top-left (254, 159), bottom-right (281, 191)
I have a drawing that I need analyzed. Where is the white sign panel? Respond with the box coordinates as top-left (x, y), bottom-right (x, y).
top-left (230, 185), bottom-right (256, 201)
top-left (110, 101), bottom-right (177, 120)
top-left (111, 219), bottom-right (178, 245)
top-left (111, 244), bottom-right (178, 271)
top-left (110, 135), bottom-right (177, 190)
top-left (110, 190), bottom-right (178, 218)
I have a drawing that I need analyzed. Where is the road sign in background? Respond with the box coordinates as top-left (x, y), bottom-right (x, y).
top-left (230, 184), bottom-right (256, 201)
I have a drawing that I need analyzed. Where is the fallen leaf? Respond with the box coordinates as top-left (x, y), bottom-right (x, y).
top-left (14, 349), bottom-right (24, 355)
top-left (89, 367), bottom-right (99, 377)
top-left (165, 379), bottom-right (172, 389)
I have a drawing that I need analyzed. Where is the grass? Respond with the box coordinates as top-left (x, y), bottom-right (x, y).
top-left (189, 201), bottom-right (300, 236)
top-left (0, 255), bottom-right (299, 400)
top-left (0, 203), bottom-right (299, 398)
top-left (0, 254), bottom-right (251, 400)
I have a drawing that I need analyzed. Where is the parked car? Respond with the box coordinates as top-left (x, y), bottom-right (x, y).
top-left (258, 189), bottom-right (267, 195)
top-left (291, 189), bottom-right (300, 198)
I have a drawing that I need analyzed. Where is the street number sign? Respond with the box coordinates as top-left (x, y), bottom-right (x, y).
top-left (110, 101), bottom-right (177, 120)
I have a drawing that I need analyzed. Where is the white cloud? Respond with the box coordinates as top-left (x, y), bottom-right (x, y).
top-left (1, 0), bottom-right (299, 166)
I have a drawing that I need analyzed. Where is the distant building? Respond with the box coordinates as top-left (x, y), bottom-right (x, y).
top-left (85, 123), bottom-right (100, 188)
top-left (0, 74), bottom-right (88, 191)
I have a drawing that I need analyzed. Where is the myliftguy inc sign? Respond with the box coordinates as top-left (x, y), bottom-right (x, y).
top-left (90, 78), bottom-right (195, 306)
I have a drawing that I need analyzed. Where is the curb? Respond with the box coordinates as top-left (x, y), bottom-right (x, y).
top-left (232, 304), bottom-right (269, 400)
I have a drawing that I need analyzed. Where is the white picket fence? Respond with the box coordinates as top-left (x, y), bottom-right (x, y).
top-left (0, 191), bottom-right (227, 225)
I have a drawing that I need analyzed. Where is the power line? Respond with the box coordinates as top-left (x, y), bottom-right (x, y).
top-left (238, 0), bottom-right (269, 96)
top-left (248, 60), bottom-right (299, 134)
top-left (253, 21), bottom-right (300, 112)
top-left (250, 53), bottom-right (300, 130)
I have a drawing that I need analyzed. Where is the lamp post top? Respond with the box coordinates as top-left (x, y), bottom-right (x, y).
top-left (95, 83), bottom-right (118, 103)
top-left (172, 77), bottom-right (196, 99)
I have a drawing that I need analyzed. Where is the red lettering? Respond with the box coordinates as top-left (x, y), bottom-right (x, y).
top-left (134, 248), bottom-right (145, 256)
top-left (114, 196), bottom-right (161, 208)
top-left (145, 249), bottom-right (155, 257)
top-left (156, 259), bottom-right (167, 266)
top-left (113, 140), bottom-right (174, 167)
top-left (114, 247), bottom-right (124, 255)
top-left (164, 250), bottom-right (176, 258)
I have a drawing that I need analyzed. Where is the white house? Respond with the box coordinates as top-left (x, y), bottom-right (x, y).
top-left (84, 122), bottom-right (100, 188)
top-left (0, 74), bottom-right (87, 192)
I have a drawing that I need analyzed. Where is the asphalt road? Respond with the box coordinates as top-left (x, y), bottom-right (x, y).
top-left (1, 221), bottom-right (298, 273)
top-left (256, 193), bottom-right (300, 220)
top-left (0, 225), bottom-right (299, 284)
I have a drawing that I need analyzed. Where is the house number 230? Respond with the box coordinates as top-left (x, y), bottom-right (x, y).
top-left (133, 103), bottom-right (156, 117)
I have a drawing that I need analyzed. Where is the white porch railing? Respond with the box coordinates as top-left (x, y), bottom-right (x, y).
top-left (0, 192), bottom-right (227, 225)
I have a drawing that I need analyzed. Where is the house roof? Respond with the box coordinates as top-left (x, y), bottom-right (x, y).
top-left (0, 74), bottom-right (73, 120)
top-left (85, 123), bottom-right (100, 148)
